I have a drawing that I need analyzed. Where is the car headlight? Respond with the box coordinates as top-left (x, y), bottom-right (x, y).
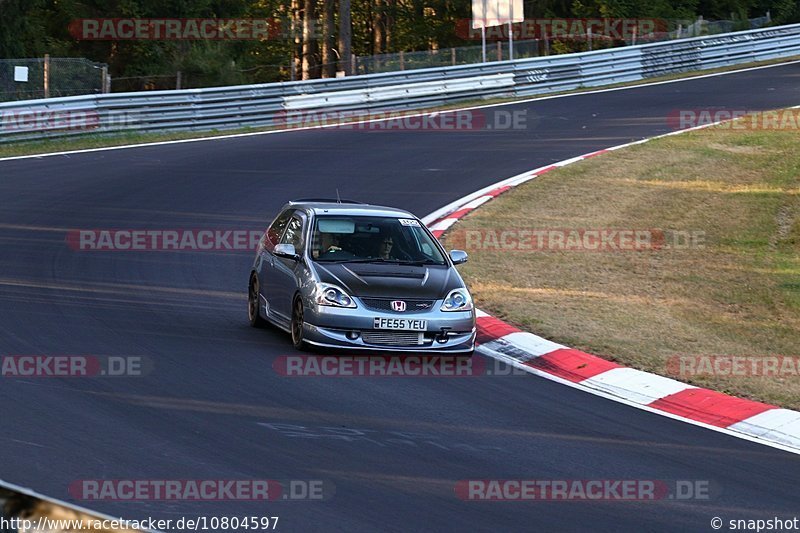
top-left (314, 282), bottom-right (357, 308)
top-left (440, 288), bottom-right (473, 312)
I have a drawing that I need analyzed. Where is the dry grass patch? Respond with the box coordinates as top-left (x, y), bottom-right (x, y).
top-left (443, 119), bottom-right (800, 409)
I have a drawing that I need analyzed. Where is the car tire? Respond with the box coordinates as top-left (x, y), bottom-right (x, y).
top-left (248, 274), bottom-right (267, 328)
top-left (291, 295), bottom-right (308, 350)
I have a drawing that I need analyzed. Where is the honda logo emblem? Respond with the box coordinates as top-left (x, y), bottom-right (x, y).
top-left (391, 300), bottom-right (406, 312)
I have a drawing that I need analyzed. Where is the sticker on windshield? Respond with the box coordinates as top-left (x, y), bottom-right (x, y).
top-left (399, 218), bottom-right (421, 227)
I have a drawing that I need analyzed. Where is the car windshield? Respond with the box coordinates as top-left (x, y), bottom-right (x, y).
top-left (311, 215), bottom-right (447, 265)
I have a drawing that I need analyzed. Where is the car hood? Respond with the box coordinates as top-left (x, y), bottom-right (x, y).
top-left (313, 262), bottom-right (463, 299)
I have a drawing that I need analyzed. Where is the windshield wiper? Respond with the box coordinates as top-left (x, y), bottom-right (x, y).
top-left (316, 258), bottom-right (441, 265)
top-left (316, 257), bottom-right (390, 264)
top-left (393, 259), bottom-right (442, 266)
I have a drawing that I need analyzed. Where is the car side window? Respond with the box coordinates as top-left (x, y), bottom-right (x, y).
top-left (264, 209), bottom-right (294, 250)
top-left (280, 215), bottom-right (305, 254)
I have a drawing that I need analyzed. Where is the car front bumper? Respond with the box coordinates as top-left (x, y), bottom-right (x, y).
top-left (302, 299), bottom-right (476, 353)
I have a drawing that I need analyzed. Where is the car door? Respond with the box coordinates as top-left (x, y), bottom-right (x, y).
top-left (257, 208), bottom-right (294, 320)
top-left (270, 212), bottom-right (308, 320)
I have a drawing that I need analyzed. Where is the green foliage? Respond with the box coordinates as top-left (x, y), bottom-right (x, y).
top-left (0, 0), bottom-right (795, 87)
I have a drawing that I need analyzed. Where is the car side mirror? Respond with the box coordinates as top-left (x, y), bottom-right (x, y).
top-left (274, 243), bottom-right (299, 260)
top-left (449, 249), bottom-right (468, 265)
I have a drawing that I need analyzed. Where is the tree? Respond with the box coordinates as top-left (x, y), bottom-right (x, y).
top-left (339, 0), bottom-right (352, 74)
top-left (302, 0), bottom-right (318, 78)
top-left (321, 0), bottom-right (336, 76)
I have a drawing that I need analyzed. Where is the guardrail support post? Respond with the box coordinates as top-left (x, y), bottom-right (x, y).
top-left (43, 54), bottom-right (50, 98)
top-left (481, 26), bottom-right (486, 62)
top-left (508, 21), bottom-right (514, 60)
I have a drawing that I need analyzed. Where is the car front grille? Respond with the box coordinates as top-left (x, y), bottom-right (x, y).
top-left (361, 331), bottom-right (425, 346)
top-left (361, 298), bottom-right (435, 313)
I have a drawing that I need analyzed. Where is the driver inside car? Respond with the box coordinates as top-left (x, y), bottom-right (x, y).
top-left (312, 232), bottom-right (342, 259)
top-left (378, 235), bottom-right (394, 260)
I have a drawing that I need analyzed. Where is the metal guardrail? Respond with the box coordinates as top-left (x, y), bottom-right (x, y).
top-left (1, 24), bottom-right (799, 144)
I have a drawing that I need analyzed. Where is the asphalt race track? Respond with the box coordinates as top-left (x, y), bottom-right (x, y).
top-left (2, 64), bottom-right (800, 531)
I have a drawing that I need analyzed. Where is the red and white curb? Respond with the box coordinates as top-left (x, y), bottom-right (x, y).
top-left (422, 127), bottom-right (800, 455)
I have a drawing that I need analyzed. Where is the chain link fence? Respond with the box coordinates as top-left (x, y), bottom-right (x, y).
top-left (647, 14), bottom-right (773, 40)
top-left (0, 14), bottom-right (777, 99)
top-left (354, 39), bottom-right (542, 75)
top-left (353, 14), bottom-right (773, 75)
top-left (0, 58), bottom-right (107, 102)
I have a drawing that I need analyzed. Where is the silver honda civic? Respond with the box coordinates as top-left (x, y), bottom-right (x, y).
top-left (248, 199), bottom-right (476, 353)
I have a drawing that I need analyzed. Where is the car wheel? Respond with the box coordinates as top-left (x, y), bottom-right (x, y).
top-left (248, 274), bottom-right (267, 328)
top-left (291, 296), bottom-right (307, 350)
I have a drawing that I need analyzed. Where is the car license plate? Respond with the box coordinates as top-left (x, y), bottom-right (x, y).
top-left (373, 317), bottom-right (427, 331)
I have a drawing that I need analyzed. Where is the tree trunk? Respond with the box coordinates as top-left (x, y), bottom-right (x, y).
top-left (373, 0), bottom-right (384, 55)
top-left (338, 0), bottom-right (352, 75)
top-left (302, 0), bottom-right (318, 79)
top-left (291, 0), bottom-right (302, 79)
top-left (372, 0), bottom-right (384, 71)
top-left (385, 0), bottom-right (395, 52)
top-left (321, 0), bottom-right (335, 77)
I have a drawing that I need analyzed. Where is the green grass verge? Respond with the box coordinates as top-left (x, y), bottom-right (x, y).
top-left (442, 109), bottom-right (800, 409)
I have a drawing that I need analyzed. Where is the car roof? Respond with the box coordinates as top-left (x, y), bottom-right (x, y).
top-left (285, 200), bottom-right (416, 219)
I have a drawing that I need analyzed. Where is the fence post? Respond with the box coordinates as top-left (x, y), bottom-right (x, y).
top-left (451, 47), bottom-right (456, 66)
top-left (496, 41), bottom-right (502, 61)
top-left (587, 27), bottom-right (592, 51)
top-left (351, 54), bottom-right (356, 75)
top-left (43, 54), bottom-right (50, 98)
top-left (101, 66), bottom-right (109, 93)
top-left (176, 70), bottom-right (182, 90)
top-left (399, 50), bottom-right (405, 70)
